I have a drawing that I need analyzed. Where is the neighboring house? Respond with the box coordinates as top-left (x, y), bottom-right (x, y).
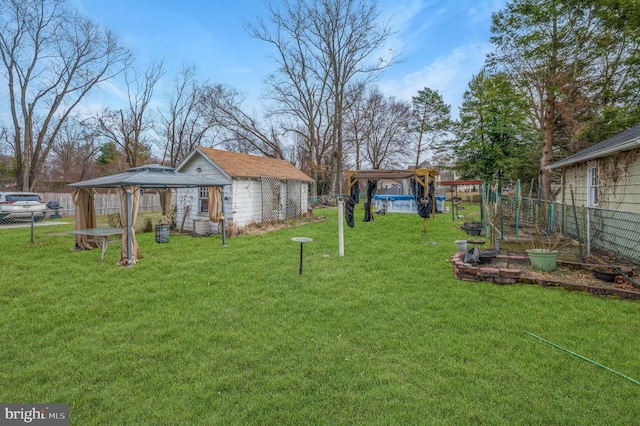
top-left (176, 147), bottom-right (313, 232)
top-left (547, 124), bottom-right (640, 213)
top-left (547, 124), bottom-right (640, 264)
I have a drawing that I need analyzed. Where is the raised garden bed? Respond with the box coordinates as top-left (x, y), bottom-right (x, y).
top-left (451, 252), bottom-right (640, 300)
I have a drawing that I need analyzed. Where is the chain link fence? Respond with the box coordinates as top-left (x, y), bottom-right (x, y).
top-left (260, 177), bottom-right (307, 223)
top-left (497, 194), bottom-right (640, 264)
top-left (261, 176), bottom-right (281, 223)
top-left (555, 203), bottom-right (640, 264)
top-left (286, 179), bottom-right (303, 218)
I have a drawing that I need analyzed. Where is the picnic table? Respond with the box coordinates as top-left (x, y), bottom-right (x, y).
top-left (68, 228), bottom-right (123, 261)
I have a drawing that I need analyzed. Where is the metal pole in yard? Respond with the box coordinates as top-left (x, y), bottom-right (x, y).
top-left (583, 205), bottom-right (590, 256)
top-left (221, 189), bottom-right (226, 247)
top-left (481, 182), bottom-right (485, 231)
top-left (515, 180), bottom-right (520, 241)
top-left (451, 186), bottom-right (454, 222)
top-left (299, 242), bottom-right (304, 274)
top-left (126, 188), bottom-right (132, 266)
top-left (338, 198), bottom-right (344, 257)
top-left (569, 185), bottom-right (583, 261)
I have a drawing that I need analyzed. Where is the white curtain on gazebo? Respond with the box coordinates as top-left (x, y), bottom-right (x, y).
top-left (159, 189), bottom-right (173, 226)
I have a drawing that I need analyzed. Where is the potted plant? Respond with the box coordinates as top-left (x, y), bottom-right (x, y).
top-left (525, 226), bottom-right (566, 272)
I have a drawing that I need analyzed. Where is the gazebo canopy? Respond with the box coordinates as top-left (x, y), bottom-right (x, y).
top-left (68, 164), bottom-right (231, 267)
top-left (68, 164), bottom-right (231, 188)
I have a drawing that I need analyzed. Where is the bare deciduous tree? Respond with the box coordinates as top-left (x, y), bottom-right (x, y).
top-left (248, 4), bottom-right (332, 195)
top-left (310, 0), bottom-right (397, 193)
top-left (359, 88), bottom-right (411, 169)
top-left (0, 0), bottom-right (131, 190)
top-left (248, 0), bottom-right (398, 195)
top-left (160, 65), bottom-right (214, 167)
top-left (202, 84), bottom-right (286, 159)
top-left (92, 59), bottom-right (164, 168)
top-left (343, 85), bottom-right (369, 171)
top-left (50, 117), bottom-right (99, 182)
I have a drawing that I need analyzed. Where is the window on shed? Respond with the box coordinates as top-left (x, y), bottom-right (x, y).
top-left (587, 164), bottom-right (598, 207)
top-left (199, 187), bottom-right (208, 212)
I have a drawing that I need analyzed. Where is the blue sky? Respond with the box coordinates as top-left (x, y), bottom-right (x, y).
top-left (73, 0), bottom-right (507, 117)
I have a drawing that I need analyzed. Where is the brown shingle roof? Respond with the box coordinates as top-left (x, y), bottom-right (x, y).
top-left (199, 147), bottom-right (313, 182)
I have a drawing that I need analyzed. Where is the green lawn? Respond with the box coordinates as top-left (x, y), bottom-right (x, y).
top-left (1, 206), bottom-right (639, 425)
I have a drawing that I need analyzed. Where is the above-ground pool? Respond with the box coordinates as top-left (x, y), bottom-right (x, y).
top-left (372, 194), bottom-right (416, 214)
top-left (372, 194), bottom-right (446, 214)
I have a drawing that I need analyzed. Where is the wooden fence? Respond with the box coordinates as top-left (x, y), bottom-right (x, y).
top-left (41, 191), bottom-right (162, 216)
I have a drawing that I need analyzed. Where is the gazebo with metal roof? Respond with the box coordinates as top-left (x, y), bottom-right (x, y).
top-left (69, 164), bottom-right (231, 266)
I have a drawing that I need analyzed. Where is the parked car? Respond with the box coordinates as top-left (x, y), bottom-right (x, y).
top-left (0, 192), bottom-right (47, 221)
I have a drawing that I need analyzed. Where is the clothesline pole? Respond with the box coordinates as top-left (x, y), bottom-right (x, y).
top-left (221, 189), bottom-right (226, 247)
top-left (338, 198), bottom-right (344, 257)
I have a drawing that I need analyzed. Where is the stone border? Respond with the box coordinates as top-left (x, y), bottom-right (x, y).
top-left (450, 252), bottom-right (640, 300)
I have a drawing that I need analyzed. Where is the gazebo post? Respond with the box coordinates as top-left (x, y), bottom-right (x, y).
top-left (221, 188), bottom-right (227, 247)
top-left (423, 178), bottom-right (428, 233)
top-left (126, 187), bottom-right (133, 266)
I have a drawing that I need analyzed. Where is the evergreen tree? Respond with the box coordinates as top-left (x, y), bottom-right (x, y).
top-left (453, 70), bottom-right (537, 185)
top-left (489, 0), bottom-right (640, 199)
top-left (409, 88), bottom-right (451, 168)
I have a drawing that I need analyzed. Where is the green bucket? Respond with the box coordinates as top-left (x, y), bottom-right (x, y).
top-left (526, 249), bottom-right (558, 272)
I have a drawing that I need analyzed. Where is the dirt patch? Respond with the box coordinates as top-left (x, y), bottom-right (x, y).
top-left (227, 215), bottom-right (327, 237)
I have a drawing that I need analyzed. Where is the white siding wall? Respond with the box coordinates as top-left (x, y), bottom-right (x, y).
top-left (230, 178), bottom-right (262, 227)
top-left (176, 157), bottom-right (232, 231)
top-left (561, 164), bottom-right (589, 207)
top-left (561, 147), bottom-right (640, 214)
top-left (177, 154), bottom-right (312, 230)
top-left (175, 187), bottom-right (199, 231)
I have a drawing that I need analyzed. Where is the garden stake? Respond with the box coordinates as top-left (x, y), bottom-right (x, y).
top-left (523, 331), bottom-right (640, 386)
top-left (569, 185), bottom-right (583, 261)
top-left (582, 204), bottom-right (588, 257)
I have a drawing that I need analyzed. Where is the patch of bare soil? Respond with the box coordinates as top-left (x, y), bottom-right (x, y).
top-left (228, 215), bottom-right (327, 237)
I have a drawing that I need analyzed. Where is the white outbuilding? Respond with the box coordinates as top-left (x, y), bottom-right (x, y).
top-left (176, 147), bottom-right (313, 234)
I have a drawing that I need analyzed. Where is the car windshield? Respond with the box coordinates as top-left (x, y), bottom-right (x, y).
top-left (6, 194), bottom-right (41, 202)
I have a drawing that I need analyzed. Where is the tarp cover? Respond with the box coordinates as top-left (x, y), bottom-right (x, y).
top-left (411, 179), bottom-right (434, 218)
top-left (363, 180), bottom-right (378, 222)
top-left (345, 184), bottom-right (360, 228)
